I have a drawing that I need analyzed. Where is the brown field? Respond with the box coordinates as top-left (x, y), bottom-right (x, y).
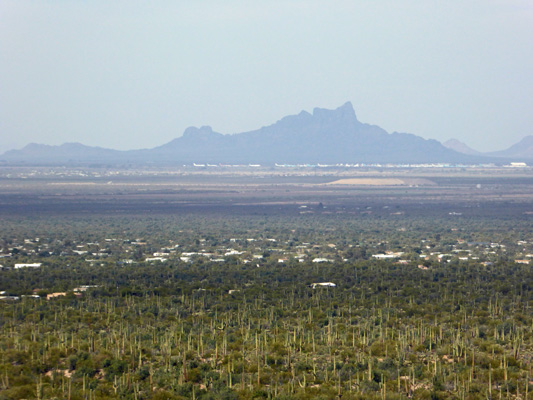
top-left (326, 177), bottom-right (436, 186)
top-left (327, 178), bottom-right (405, 185)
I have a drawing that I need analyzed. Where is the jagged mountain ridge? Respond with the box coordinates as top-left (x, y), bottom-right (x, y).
top-left (0, 102), bottom-right (500, 165)
top-left (144, 102), bottom-right (466, 163)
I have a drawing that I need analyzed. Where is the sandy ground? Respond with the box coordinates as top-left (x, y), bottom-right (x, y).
top-left (327, 178), bottom-right (406, 185)
top-left (326, 178), bottom-right (436, 186)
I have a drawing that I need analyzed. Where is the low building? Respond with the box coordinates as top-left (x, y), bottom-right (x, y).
top-left (47, 292), bottom-right (67, 300)
top-left (311, 282), bottom-right (336, 289)
top-left (14, 263), bottom-right (42, 269)
top-left (312, 258), bottom-right (333, 263)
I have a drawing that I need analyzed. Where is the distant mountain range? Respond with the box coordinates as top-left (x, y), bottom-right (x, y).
top-left (443, 137), bottom-right (533, 159)
top-left (1, 102), bottom-right (531, 166)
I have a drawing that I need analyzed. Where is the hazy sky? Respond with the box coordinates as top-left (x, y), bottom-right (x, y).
top-left (1, 1), bottom-right (532, 153)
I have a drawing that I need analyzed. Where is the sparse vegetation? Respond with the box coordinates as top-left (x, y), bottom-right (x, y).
top-left (1, 167), bottom-right (533, 399)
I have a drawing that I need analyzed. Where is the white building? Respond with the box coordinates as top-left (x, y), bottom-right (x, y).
top-left (14, 263), bottom-right (42, 269)
top-left (311, 282), bottom-right (336, 289)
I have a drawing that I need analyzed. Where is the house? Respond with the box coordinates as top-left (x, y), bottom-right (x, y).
top-left (145, 257), bottom-right (167, 262)
top-left (312, 258), bottom-right (333, 263)
top-left (47, 292), bottom-right (67, 300)
top-left (0, 295), bottom-right (20, 301)
top-left (311, 282), bottom-right (336, 289)
top-left (73, 285), bottom-right (99, 292)
top-left (372, 252), bottom-right (404, 259)
top-left (14, 263), bottom-right (42, 269)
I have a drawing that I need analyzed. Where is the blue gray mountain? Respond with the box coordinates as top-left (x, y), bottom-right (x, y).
top-left (442, 139), bottom-right (481, 156)
top-left (486, 136), bottom-right (533, 159)
top-left (444, 137), bottom-right (533, 160)
top-left (0, 102), bottom-right (512, 165)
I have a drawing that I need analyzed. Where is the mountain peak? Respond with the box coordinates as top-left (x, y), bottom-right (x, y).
top-left (183, 125), bottom-right (216, 137)
top-left (442, 139), bottom-right (480, 155)
top-left (313, 101), bottom-right (354, 116)
top-left (338, 101), bottom-right (355, 113)
top-left (311, 101), bottom-right (359, 126)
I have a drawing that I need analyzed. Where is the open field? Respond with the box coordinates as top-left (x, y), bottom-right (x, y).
top-left (0, 166), bottom-right (533, 218)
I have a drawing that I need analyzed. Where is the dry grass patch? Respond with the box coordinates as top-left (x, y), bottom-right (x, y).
top-left (326, 178), bottom-right (436, 186)
top-left (326, 178), bottom-right (406, 186)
